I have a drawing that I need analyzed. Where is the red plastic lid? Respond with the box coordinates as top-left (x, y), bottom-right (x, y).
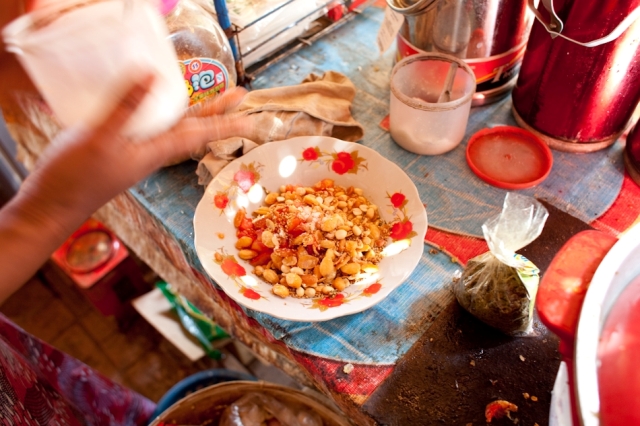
top-left (466, 126), bottom-right (553, 190)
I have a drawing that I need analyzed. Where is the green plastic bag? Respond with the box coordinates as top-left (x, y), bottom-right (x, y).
top-left (156, 281), bottom-right (229, 359)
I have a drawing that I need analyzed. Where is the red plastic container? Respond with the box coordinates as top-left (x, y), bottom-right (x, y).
top-left (512, 0), bottom-right (640, 152)
top-left (50, 219), bottom-right (149, 320)
top-left (625, 122), bottom-right (640, 186)
top-left (598, 273), bottom-right (640, 426)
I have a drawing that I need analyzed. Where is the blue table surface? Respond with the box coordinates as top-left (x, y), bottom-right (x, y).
top-left (128, 6), bottom-right (624, 365)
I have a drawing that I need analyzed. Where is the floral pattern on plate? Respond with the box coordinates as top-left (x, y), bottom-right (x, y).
top-left (194, 136), bottom-right (428, 322)
top-left (213, 249), bottom-right (264, 301)
top-left (307, 282), bottom-right (384, 311)
top-left (301, 147), bottom-right (367, 175)
top-left (213, 162), bottom-right (263, 211)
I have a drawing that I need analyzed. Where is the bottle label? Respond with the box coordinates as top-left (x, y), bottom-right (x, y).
top-left (180, 58), bottom-right (230, 106)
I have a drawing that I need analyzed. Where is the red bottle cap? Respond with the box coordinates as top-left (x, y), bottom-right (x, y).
top-left (466, 126), bottom-right (553, 190)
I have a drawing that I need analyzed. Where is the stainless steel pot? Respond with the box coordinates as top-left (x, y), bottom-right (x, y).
top-left (387, 0), bottom-right (534, 105)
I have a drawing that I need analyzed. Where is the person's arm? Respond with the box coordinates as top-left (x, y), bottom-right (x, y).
top-left (0, 78), bottom-right (250, 303)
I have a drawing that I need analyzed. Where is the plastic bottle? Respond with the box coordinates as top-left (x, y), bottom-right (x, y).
top-left (162, 0), bottom-right (237, 106)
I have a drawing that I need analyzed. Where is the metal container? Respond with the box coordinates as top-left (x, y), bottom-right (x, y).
top-left (512, 0), bottom-right (640, 152)
top-left (388, 0), bottom-right (533, 105)
top-left (149, 381), bottom-right (351, 426)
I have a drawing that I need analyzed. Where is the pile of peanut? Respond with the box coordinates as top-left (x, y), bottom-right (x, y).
top-left (234, 179), bottom-right (391, 299)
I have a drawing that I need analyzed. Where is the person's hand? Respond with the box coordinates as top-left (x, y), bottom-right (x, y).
top-left (0, 76), bottom-right (252, 301)
top-left (21, 77), bottom-right (252, 221)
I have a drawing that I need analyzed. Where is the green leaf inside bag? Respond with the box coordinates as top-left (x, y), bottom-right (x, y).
top-left (156, 281), bottom-right (229, 359)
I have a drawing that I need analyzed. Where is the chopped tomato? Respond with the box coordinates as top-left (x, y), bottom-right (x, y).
top-left (250, 239), bottom-right (270, 253)
top-left (249, 250), bottom-right (272, 267)
top-left (236, 228), bottom-right (256, 241)
top-left (238, 217), bottom-right (254, 231)
top-left (287, 217), bottom-right (306, 237)
top-left (315, 179), bottom-right (334, 189)
top-left (253, 217), bottom-right (267, 229)
top-left (287, 216), bottom-right (302, 231)
top-left (485, 400), bottom-right (518, 423)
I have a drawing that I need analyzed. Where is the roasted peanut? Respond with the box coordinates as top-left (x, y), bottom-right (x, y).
top-left (270, 253), bottom-right (283, 269)
top-left (283, 256), bottom-right (297, 266)
top-left (298, 254), bottom-right (318, 270)
top-left (368, 223), bottom-right (381, 240)
top-left (290, 267), bottom-right (305, 275)
top-left (320, 240), bottom-right (336, 250)
top-left (340, 263), bottom-right (361, 275)
top-left (272, 284), bottom-right (290, 298)
top-left (303, 194), bottom-right (319, 206)
top-left (333, 277), bottom-right (348, 291)
top-left (234, 180), bottom-right (393, 300)
top-left (319, 255), bottom-right (335, 277)
top-left (238, 249), bottom-right (258, 260)
top-left (263, 269), bottom-right (279, 284)
top-left (321, 216), bottom-right (338, 232)
top-left (285, 273), bottom-right (302, 288)
top-left (261, 230), bottom-right (275, 248)
top-left (301, 274), bottom-right (318, 286)
top-left (236, 236), bottom-right (253, 249)
top-left (264, 192), bottom-right (278, 205)
top-left (254, 206), bottom-right (270, 216)
top-left (233, 209), bottom-right (245, 228)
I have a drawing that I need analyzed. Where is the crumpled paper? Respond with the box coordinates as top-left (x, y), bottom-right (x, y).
top-left (195, 70), bottom-right (364, 185)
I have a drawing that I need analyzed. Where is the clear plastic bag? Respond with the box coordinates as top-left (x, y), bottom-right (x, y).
top-left (452, 193), bottom-right (549, 335)
top-left (219, 392), bottom-right (324, 426)
top-left (164, 0), bottom-right (237, 106)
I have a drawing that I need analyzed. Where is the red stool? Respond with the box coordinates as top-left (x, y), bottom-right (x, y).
top-left (50, 219), bottom-right (149, 322)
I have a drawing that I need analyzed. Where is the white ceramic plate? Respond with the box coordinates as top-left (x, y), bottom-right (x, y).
top-left (193, 136), bottom-right (428, 321)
